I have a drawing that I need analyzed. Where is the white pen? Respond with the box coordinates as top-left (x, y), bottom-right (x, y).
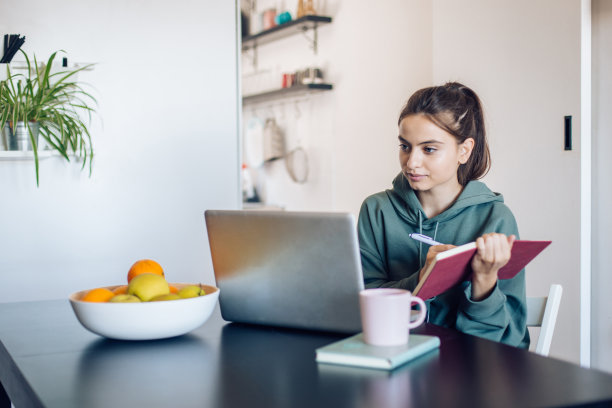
top-left (409, 233), bottom-right (444, 246)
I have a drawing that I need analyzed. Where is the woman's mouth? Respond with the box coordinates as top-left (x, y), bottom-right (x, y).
top-left (407, 173), bottom-right (426, 182)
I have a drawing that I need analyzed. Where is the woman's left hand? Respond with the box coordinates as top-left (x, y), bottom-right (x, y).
top-left (470, 233), bottom-right (516, 301)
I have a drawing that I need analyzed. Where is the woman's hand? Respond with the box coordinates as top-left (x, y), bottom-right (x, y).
top-left (470, 233), bottom-right (516, 301)
top-left (419, 244), bottom-right (456, 280)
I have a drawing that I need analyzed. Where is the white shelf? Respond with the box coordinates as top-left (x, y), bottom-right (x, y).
top-left (1, 61), bottom-right (94, 81)
top-left (2, 61), bottom-right (94, 72)
top-left (0, 150), bottom-right (60, 161)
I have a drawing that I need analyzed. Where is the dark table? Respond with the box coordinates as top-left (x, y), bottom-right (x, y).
top-left (1, 300), bottom-right (612, 408)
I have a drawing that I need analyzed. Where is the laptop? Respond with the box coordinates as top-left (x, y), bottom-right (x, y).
top-left (204, 210), bottom-right (364, 333)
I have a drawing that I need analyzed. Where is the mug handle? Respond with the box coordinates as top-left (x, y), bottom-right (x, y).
top-left (407, 296), bottom-right (427, 329)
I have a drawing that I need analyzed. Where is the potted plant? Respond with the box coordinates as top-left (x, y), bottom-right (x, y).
top-left (0, 50), bottom-right (97, 185)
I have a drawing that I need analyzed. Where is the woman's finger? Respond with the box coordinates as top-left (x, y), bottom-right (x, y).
top-left (495, 234), bottom-right (506, 263)
top-left (476, 236), bottom-right (485, 258)
top-left (508, 234), bottom-right (516, 250)
top-left (432, 244), bottom-right (455, 253)
top-left (484, 234), bottom-right (496, 263)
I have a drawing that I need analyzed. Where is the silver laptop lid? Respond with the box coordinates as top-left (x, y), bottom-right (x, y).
top-left (204, 210), bottom-right (364, 333)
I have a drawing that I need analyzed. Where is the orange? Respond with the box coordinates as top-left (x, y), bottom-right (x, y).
top-left (169, 285), bottom-right (179, 294)
top-left (81, 288), bottom-right (115, 302)
top-left (127, 259), bottom-right (164, 283)
top-left (112, 285), bottom-right (128, 295)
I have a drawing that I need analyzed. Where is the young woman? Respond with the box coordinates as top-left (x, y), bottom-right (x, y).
top-left (357, 82), bottom-right (529, 348)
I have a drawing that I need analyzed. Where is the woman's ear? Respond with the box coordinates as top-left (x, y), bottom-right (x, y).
top-left (459, 138), bottom-right (475, 164)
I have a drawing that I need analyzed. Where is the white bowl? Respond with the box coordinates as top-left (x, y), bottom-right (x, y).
top-left (69, 283), bottom-right (219, 340)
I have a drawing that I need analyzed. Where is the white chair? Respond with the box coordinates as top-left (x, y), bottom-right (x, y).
top-left (526, 284), bottom-right (563, 357)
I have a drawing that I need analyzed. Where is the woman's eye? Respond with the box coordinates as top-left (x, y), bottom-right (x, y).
top-left (424, 146), bottom-right (437, 153)
top-left (399, 144), bottom-right (409, 152)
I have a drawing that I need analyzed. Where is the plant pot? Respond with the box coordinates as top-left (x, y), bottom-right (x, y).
top-left (2, 121), bottom-right (39, 151)
top-left (0, 63), bottom-right (8, 81)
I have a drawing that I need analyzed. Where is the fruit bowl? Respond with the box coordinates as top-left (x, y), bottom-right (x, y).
top-left (69, 283), bottom-right (219, 340)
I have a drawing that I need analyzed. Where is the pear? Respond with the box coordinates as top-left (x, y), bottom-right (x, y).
top-left (178, 285), bottom-right (206, 299)
top-left (109, 294), bottom-right (141, 303)
top-left (150, 293), bottom-right (181, 302)
top-left (128, 273), bottom-right (169, 301)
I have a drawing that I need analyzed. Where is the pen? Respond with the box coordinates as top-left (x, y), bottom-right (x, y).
top-left (409, 233), bottom-right (443, 246)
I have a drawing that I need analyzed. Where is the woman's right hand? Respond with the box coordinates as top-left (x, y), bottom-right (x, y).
top-left (419, 245), bottom-right (456, 280)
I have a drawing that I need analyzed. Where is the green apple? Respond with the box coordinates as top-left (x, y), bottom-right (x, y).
top-left (178, 285), bottom-right (206, 299)
top-left (150, 293), bottom-right (181, 302)
top-left (108, 294), bottom-right (141, 303)
top-left (128, 273), bottom-right (170, 301)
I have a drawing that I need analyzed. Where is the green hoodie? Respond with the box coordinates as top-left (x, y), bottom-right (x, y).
top-left (358, 173), bottom-right (529, 348)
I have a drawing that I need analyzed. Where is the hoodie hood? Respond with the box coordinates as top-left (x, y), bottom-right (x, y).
top-left (386, 172), bottom-right (505, 268)
top-left (387, 172), bottom-right (504, 226)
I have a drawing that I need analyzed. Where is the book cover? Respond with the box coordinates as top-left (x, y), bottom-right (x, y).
top-left (413, 240), bottom-right (551, 300)
top-left (315, 333), bottom-right (440, 370)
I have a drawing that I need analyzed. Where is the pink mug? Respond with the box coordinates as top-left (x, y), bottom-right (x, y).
top-left (359, 288), bottom-right (427, 346)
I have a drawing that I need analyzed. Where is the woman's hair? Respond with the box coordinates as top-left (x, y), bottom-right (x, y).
top-left (398, 82), bottom-right (491, 185)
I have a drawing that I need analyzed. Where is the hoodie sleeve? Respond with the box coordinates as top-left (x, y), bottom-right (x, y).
top-left (357, 198), bottom-right (421, 291)
top-left (454, 206), bottom-right (529, 348)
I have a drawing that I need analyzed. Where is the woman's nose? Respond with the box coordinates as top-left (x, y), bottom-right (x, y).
top-left (406, 151), bottom-right (421, 169)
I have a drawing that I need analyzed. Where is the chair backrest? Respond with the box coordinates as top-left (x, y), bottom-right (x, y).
top-left (526, 284), bottom-right (563, 356)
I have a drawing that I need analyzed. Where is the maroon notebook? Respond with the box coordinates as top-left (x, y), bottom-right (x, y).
top-left (413, 240), bottom-right (551, 300)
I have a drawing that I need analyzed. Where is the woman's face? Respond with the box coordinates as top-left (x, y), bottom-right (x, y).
top-left (398, 114), bottom-right (473, 196)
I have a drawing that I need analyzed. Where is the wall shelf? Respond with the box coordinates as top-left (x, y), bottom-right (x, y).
top-left (242, 15), bottom-right (332, 51)
top-left (0, 150), bottom-right (60, 161)
top-left (1, 61), bottom-right (94, 72)
top-left (242, 83), bottom-right (333, 104)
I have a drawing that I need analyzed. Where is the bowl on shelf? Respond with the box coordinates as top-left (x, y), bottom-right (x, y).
top-left (69, 283), bottom-right (219, 341)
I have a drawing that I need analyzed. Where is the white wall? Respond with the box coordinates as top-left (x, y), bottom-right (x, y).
top-left (592, 0), bottom-right (612, 373)
top-left (0, 0), bottom-right (239, 302)
top-left (241, 0), bottom-right (432, 215)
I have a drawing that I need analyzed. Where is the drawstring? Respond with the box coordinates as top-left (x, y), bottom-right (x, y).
top-left (417, 213), bottom-right (440, 268)
top-left (418, 212), bottom-right (423, 268)
top-left (416, 214), bottom-right (437, 323)
top-left (419, 211), bottom-right (440, 268)
top-left (416, 217), bottom-right (438, 323)
top-left (427, 221), bottom-right (439, 322)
